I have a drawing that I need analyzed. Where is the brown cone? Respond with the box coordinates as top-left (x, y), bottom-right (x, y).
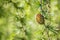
top-left (36, 14), bottom-right (45, 24)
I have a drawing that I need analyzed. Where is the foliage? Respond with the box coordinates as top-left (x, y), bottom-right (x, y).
top-left (0, 0), bottom-right (60, 40)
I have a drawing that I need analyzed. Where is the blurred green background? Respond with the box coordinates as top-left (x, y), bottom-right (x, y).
top-left (0, 0), bottom-right (60, 40)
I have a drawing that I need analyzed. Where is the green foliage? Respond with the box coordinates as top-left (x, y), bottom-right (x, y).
top-left (0, 0), bottom-right (60, 40)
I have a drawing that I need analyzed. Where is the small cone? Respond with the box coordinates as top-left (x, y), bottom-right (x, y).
top-left (36, 14), bottom-right (45, 24)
